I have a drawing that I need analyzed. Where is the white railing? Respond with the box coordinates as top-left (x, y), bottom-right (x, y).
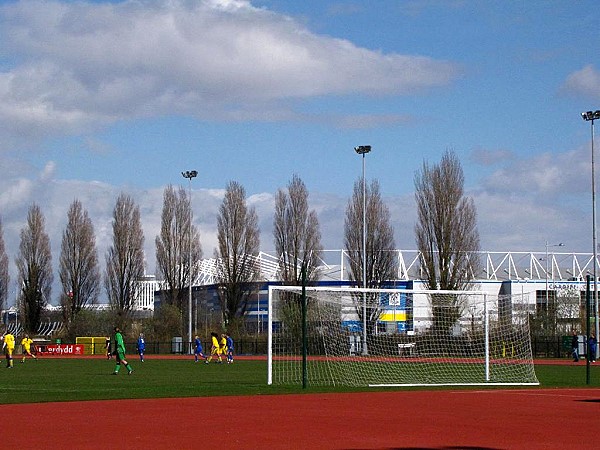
top-left (194, 249), bottom-right (598, 285)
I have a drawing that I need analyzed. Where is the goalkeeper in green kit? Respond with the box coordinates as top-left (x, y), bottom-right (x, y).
top-left (112, 327), bottom-right (133, 375)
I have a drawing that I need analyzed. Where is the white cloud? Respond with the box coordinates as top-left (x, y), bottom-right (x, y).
top-left (562, 65), bottom-right (600, 99)
top-left (0, 178), bottom-right (33, 211)
top-left (482, 148), bottom-right (589, 197)
top-left (40, 161), bottom-right (57, 182)
top-left (471, 148), bottom-right (592, 253)
top-left (0, 0), bottom-right (460, 145)
top-left (473, 189), bottom-right (585, 252)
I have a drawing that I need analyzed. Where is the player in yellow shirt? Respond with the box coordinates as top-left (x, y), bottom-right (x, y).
top-left (219, 333), bottom-right (228, 358)
top-left (21, 335), bottom-right (37, 363)
top-left (205, 332), bottom-right (223, 364)
top-left (2, 331), bottom-right (15, 368)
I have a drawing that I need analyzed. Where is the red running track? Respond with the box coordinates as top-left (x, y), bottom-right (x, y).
top-left (2, 388), bottom-right (599, 449)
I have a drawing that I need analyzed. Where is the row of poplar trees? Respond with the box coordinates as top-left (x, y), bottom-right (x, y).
top-left (0, 149), bottom-right (479, 337)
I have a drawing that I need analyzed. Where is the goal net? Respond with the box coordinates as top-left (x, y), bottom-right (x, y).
top-left (268, 286), bottom-right (539, 387)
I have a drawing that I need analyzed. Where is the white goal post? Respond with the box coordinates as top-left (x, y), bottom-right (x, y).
top-left (267, 286), bottom-right (539, 387)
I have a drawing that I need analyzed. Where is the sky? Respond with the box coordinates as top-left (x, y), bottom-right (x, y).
top-left (0, 0), bottom-right (599, 305)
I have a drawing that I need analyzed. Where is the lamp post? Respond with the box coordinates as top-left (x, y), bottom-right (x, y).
top-left (545, 241), bottom-right (564, 306)
top-left (582, 110), bottom-right (600, 359)
top-left (182, 169), bottom-right (197, 354)
top-left (354, 145), bottom-right (371, 355)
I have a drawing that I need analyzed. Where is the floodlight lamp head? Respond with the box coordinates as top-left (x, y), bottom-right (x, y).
top-left (354, 145), bottom-right (372, 155)
top-left (182, 170), bottom-right (198, 179)
top-left (582, 110), bottom-right (600, 121)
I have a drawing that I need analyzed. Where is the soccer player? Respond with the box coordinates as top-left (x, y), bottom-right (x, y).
top-left (205, 332), bottom-right (222, 364)
top-left (112, 327), bottom-right (133, 375)
top-left (225, 333), bottom-right (234, 364)
top-left (219, 333), bottom-right (228, 357)
top-left (21, 334), bottom-right (37, 363)
top-left (193, 336), bottom-right (206, 362)
top-left (2, 331), bottom-right (15, 368)
top-left (136, 333), bottom-right (145, 362)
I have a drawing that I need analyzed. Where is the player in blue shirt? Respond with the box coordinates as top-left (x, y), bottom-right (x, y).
top-left (193, 336), bottom-right (206, 363)
top-left (136, 333), bottom-right (145, 362)
top-left (225, 333), bottom-right (234, 364)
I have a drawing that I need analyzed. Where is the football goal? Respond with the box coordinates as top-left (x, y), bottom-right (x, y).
top-left (267, 286), bottom-right (539, 387)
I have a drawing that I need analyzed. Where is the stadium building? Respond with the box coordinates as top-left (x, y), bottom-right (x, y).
top-left (152, 249), bottom-right (596, 335)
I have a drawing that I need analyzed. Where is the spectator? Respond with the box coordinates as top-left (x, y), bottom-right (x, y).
top-left (588, 333), bottom-right (597, 363)
top-left (571, 330), bottom-right (580, 362)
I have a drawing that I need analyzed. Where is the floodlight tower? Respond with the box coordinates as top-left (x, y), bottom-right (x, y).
top-left (582, 109), bottom-right (600, 359)
top-left (182, 169), bottom-right (197, 354)
top-left (354, 145), bottom-right (371, 355)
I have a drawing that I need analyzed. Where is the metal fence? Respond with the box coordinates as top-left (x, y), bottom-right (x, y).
top-left (531, 337), bottom-right (574, 358)
top-left (43, 336), bottom-right (576, 359)
top-left (116, 338), bottom-right (269, 356)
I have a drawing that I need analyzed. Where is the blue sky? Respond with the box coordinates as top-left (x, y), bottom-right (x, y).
top-left (0, 0), bottom-right (599, 303)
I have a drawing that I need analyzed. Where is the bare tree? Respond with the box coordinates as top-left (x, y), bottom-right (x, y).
top-left (344, 178), bottom-right (397, 331)
top-left (273, 174), bottom-right (323, 284)
top-left (414, 150), bottom-right (480, 330)
top-left (105, 193), bottom-right (145, 324)
top-left (0, 219), bottom-right (9, 313)
top-left (59, 199), bottom-right (101, 327)
top-left (215, 181), bottom-right (260, 329)
top-left (15, 204), bottom-right (53, 334)
top-left (155, 185), bottom-right (202, 333)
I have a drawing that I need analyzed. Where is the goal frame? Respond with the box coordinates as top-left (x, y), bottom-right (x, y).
top-left (267, 285), bottom-right (539, 387)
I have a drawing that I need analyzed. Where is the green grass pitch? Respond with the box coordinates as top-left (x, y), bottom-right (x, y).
top-left (0, 358), bottom-right (598, 404)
